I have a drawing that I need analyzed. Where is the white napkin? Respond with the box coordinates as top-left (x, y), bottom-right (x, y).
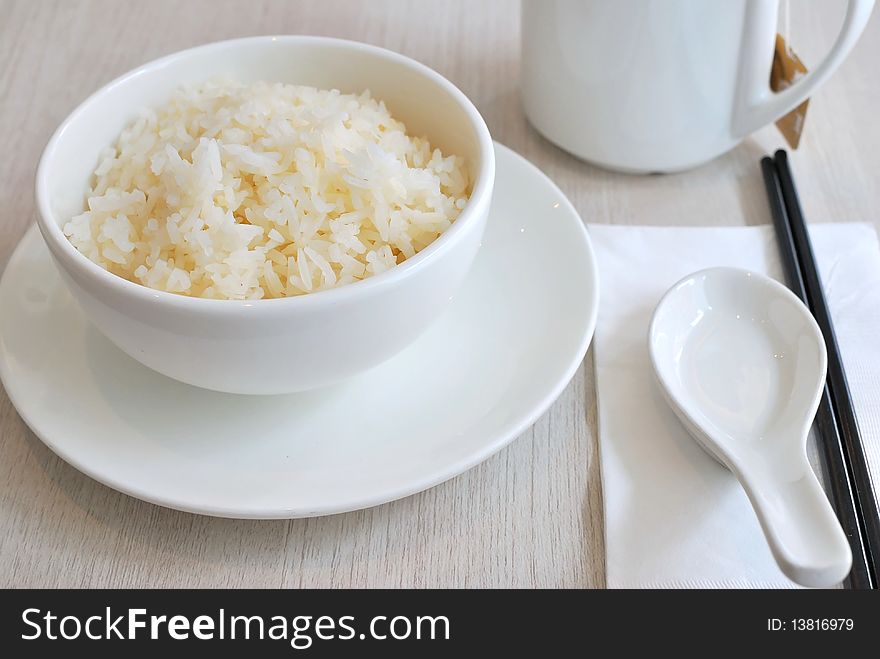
top-left (589, 222), bottom-right (880, 589)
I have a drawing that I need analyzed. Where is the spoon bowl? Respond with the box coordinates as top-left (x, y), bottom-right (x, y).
top-left (649, 267), bottom-right (851, 587)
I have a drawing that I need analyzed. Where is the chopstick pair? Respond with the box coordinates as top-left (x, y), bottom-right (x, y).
top-left (761, 150), bottom-right (880, 589)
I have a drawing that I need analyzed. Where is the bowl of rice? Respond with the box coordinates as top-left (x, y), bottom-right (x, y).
top-left (36, 36), bottom-right (494, 394)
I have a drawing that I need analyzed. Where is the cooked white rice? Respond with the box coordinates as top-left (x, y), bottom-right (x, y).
top-left (63, 80), bottom-right (470, 299)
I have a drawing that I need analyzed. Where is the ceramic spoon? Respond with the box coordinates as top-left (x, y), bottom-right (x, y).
top-left (648, 267), bottom-right (851, 587)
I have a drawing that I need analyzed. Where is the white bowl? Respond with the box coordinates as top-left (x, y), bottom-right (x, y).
top-left (35, 36), bottom-right (495, 395)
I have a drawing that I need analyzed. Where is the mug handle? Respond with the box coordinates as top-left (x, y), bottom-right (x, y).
top-left (732, 0), bottom-right (875, 138)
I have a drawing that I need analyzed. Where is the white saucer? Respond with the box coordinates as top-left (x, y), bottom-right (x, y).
top-left (0, 143), bottom-right (598, 518)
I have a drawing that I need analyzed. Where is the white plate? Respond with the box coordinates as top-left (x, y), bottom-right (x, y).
top-left (0, 143), bottom-right (598, 518)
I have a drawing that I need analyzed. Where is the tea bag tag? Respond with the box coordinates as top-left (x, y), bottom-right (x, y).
top-left (770, 33), bottom-right (809, 149)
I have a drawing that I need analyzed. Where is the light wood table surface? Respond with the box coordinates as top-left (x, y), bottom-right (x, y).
top-left (1, 0), bottom-right (878, 588)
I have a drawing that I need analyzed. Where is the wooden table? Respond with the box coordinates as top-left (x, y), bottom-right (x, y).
top-left (1, 0), bottom-right (878, 588)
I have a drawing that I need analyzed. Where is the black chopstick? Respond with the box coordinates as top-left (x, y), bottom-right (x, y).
top-left (761, 158), bottom-right (871, 588)
top-left (761, 157), bottom-right (870, 589)
top-left (761, 151), bottom-right (880, 589)
top-left (773, 150), bottom-right (880, 583)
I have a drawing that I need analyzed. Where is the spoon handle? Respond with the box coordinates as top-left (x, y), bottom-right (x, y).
top-left (739, 457), bottom-right (852, 588)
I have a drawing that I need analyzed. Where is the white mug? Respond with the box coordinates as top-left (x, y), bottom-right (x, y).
top-left (522, 0), bottom-right (874, 172)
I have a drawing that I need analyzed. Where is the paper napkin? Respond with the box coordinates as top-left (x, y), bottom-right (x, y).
top-left (589, 222), bottom-right (880, 588)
